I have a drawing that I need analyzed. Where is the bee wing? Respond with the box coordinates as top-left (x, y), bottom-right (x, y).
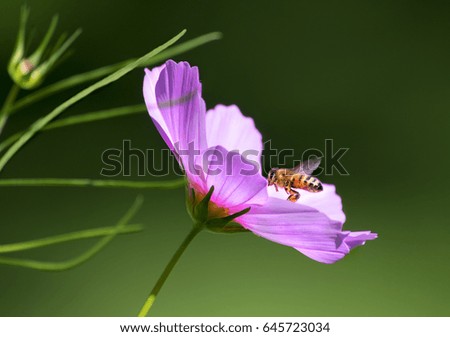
top-left (292, 156), bottom-right (322, 175)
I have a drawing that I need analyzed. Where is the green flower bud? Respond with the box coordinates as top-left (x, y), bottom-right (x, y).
top-left (7, 6), bottom-right (81, 90)
top-left (186, 185), bottom-right (251, 233)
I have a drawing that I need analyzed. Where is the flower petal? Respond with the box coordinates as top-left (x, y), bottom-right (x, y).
top-left (297, 231), bottom-right (378, 264)
top-left (267, 183), bottom-right (346, 223)
top-left (143, 60), bottom-right (207, 158)
top-left (202, 146), bottom-right (268, 208)
top-left (236, 197), bottom-right (376, 264)
top-left (143, 64), bottom-right (172, 146)
top-left (206, 104), bottom-right (263, 168)
top-left (237, 197), bottom-right (341, 248)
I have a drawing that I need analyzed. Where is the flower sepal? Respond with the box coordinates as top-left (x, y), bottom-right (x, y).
top-left (187, 185), bottom-right (251, 233)
top-left (205, 208), bottom-right (251, 234)
top-left (8, 6), bottom-right (81, 90)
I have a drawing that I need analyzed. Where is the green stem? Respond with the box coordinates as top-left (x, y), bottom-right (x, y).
top-left (0, 84), bottom-right (20, 135)
top-left (0, 29), bottom-right (186, 174)
top-left (0, 178), bottom-right (185, 189)
top-left (10, 32), bottom-right (222, 114)
top-left (138, 226), bottom-right (201, 317)
top-left (0, 223), bottom-right (143, 253)
top-left (0, 196), bottom-right (143, 271)
top-left (0, 104), bottom-right (146, 153)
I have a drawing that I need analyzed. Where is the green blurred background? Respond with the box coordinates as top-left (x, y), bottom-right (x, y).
top-left (0, 0), bottom-right (449, 316)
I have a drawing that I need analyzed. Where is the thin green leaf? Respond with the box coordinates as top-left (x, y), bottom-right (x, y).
top-left (37, 28), bottom-right (82, 75)
top-left (46, 104), bottom-right (146, 129)
top-left (0, 196), bottom-right (143, 271)
top-left (0, 104), bottom-right (146, 153)
top-left (11, 60), bottom-right (130, 114)
top-left (28, 14), bottom-right (59, 65)
top-left (0, 178), bottom-right (185, 189)
top-left (0, 223), bottom-right (143, 253)
top-left (0, 84), bottom-right (20, 135)
top-left (8, 5), bottom-right (30, 71)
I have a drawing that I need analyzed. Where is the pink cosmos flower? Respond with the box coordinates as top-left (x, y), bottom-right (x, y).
top-left (143, 60), bottom-right (376, 264)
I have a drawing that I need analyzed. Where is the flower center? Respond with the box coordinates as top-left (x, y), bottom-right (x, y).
top-left (191, 188), bottom-right (229, 220)
top-left (206, 199), bottom-right (229, 220)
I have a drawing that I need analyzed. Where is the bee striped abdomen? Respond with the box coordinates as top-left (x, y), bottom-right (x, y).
top-left (291, 174), bottom-right (322, 192)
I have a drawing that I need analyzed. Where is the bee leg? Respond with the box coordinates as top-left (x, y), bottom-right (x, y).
top-left (274, 184), bottom-right (279, 192)
top-left (285, 187), bottom-right (300, 202)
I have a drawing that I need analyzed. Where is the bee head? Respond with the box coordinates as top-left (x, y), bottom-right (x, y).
top-left (267, 168), bottom-right (278, 186)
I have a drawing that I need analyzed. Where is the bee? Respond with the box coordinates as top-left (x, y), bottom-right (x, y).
top-left (267, 157), bottom-right (323, 202)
